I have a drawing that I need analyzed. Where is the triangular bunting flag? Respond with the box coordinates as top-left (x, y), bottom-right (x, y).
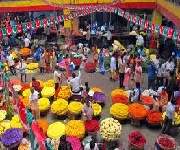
top-left (17, 24), bottom-right (22, 34)
top-left (178, 30), bottom-right (180, 42)
top-left (1, 28), bottom-right (7, 36)
top-left (27, 22), bottom-right (31, 30)
top-left (117, 8), bottom-right (120, 16)
top-left (128, 14), bottom-right (132, 22)
top-left (0, 30), bottom-right (2, 39)
top-left (12, 26), bottom-right (17, 35)
top-left (31, 21), bottom-right (35, 29)
top-left (172, 30), bottom-right (178, 41)
top-left (40, 20), bottom-right (44, 28)
top-left (131, 15), bottom-right (134, 22)
top-left (167, 28), bottom-right (174, 39)
top-left (50, 17), bottom-right (54, 25)
top-left (144, 20), bottom-right (149, 30)
top-left (22, 23), bottom-right (27, 32)
top-left (43, 19), bottom-right (47, 26)
top-left (138, 18), bottom-right (142, 26)
top-left (35, 20), bottom-right (40, 28)
top-left (124, 12), bottom-right (129, 20)
top-left (6, 26), bottom-right (12, 36)
top-left (163, 26), bottom-right (168, 37)
top-left (47, 18), bottom-right (51, 26)
top-left (148, 21), bottom-right (152, 30)
top-left (155, 25), bottom-right (160, 34)
top-left (135, 16), bottom-right (139, 25)
top-left (119, 9), bottom-right (124, 17)
top-left (133, 16), bottom-right (137, 24)
top-left (151, 23), bottom-right (156, 32)
top-left (159, 26), bottom-right (164, 35)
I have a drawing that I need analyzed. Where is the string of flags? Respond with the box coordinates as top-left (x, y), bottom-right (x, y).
top-left (0, 6), bottom-right (179, 42)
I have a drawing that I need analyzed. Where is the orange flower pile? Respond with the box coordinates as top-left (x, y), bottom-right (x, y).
top-left (20, 97), bottom-right (30, 109)
top-left (112, 94), bottom-right (129, 104)
top-left (129, 103), bottom-right (148, 120)
top-left (11, 79), bottom-right (21, 85)
top-left (146, 110), bottom-right (163, 125)
top-left (21, 83), bottom-right (30, 91)
top-left (36, 119), bottom-right (49, 134)
top-left (141, 96), bottom-right (154, 105)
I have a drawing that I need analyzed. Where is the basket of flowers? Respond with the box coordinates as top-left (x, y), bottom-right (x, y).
top-left (85, 62), bottom-right (96, 73)
top-left (85, 120), bottom-right (100, 139)
top-left (38, 98), bottom-right (50, 116)
top-left (146, 110), bottom-right (163, 126)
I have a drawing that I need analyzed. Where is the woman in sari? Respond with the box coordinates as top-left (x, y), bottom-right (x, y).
top-left (134, 61), bottom-right (142, 86)
top-left (64, 54), bottom-right (71, 77)
top-left (82, 98), bottom-right (94, 121)
top-left (123, 63), bottom-right (131, 89)
top-left (98, 49), bottom-right (105, 74)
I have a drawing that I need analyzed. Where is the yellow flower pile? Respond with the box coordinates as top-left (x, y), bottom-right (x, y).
top-left (162, 112), bottom-right (180, 125)
top-left (41, 87), bottom-right (55, 98)
top-left (38, 98), bottom-right (50, 112)
top-left (90, 87), bottom-right (102, 92)
top-left (47, 122), bottom-right (66, 139)
top-left (92, 103), bottom-right (102, 116)
top-left (0, 120), bottom-right (10, 135)
top-left (110, 103), bottom-right (129, 120)
top-left (51, 99), bottom-right (68, 115)
top-left (27, 63), bottom-right (39, 70)
top-left (0, 110), bottom-right (7, 121)
top-left (22, 89), bottom-right (31, 97)
top-left (68, 101), bottom-right (83, 115)
top-left (58, 86), bottom-right (72, 100)
top-left (111, 88), bottom-right (127, 97)
top-left (66, 120), bottom-right (85, 139)
top-left (44, 79), bottom-right (55, 87)
top-left (30, 80), bottom-right (44, 87)
top-left (10, 115), bottom-right (24, 131)
top-left (100, 118), bottom-right (122, 142)
top-left (20, 97), bottom-right (31, 109)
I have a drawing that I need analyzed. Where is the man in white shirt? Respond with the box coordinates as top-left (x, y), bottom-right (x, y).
top-left (7, 53), bottom-right (16, 75)
top-left (54, 66), bottom-right (62, 91)
top-left (29, 87), bottom-right (39, 119)
top-left (165, 58), bottom-right (175, 72)
top-left (68, 69), bottom-right (81, 93)
top-left (162, 99), bottom-right (176, 134)
top-left (24, 36), bottom-right (31, 48)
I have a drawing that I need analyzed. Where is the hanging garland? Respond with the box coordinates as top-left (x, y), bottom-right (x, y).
top-left (0, 6), bottom-right (179, 42)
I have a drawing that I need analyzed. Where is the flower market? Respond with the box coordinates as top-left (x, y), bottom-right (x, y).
top-left (0, 0), bottom-right (180, 149)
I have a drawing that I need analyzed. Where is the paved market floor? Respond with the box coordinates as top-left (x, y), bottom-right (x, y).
top-left (11, 55), bottom-right (180, 149)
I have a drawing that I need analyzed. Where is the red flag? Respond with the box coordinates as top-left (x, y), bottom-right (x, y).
top-left (27, 22), bottom-right (31, 30)
top-left (178, 30), bottom-right (180, 42)
top-left (167, 28), bottom-right (174, 39)
top-left (138, 18), bottom-right (142, 26)
top-left (35, 20), bottom-right (40, 28)
top-left (144, 20), bottom-right (149, 30)
top-left (159, 26), bottom-right (164, 35)
top-left (50, 17), bottom-right (54, 24)
top-left (128, 14), bottom-right (132, 22)
top-left (57, 16), bottom-right (60, 22)
top-left (43, 19), bottom-right (47, 26)
top-left (0, 30), bottom-right (2, 40)
top-left (6, 26), bottom-right (12, 36)
top-left (17, 24), bottom-right (22, 33)
top-left (133, 16), bottom-right (136, 24)
top-left (151, 23), bottom-right (156, 32)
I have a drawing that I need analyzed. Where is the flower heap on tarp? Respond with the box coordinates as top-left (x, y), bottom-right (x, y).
top-left (66, 120), bottom-right (85, 139)
top-left (36, 119), bottom-right (49, 134)
top-left (162, 112), bottom-right (180, 125)
top-left (92, 92), bottom-right (106, 103)
top-left (51, 98), bottom-right (68, 115)
top-left (67, 137), bottom-right (82, 150)
top-left (85, 120), bottom-right (100, 133)
top-left (0, 110), bottom-right (7, 121)
top-left (146, 110), bottom-right (163, 125)
top-left (22, 89), bottom-right (31, 97)
top-left (10, 115), bottom-right (24, 132)
top-left (38, 98), bottom-right (50, 112)
top-left (129, 131), bottom-right (146, 148)
top-left (20, 97), bottom-right (30, 109)
top-left (47, 122), bottom-right (66, 139)
top-left (58, 86), bottom-right (72, 100)
top-left (140, 96), bottom-right (154, 105)
top-left (0, 120), bottom-right (11, 135)
top-left (92, 103), bottom-right (102, 116)
top-left (110, 103), bottom-right (129, 120)
top-left (43, 79), bottom-right (55, 87)
top-left (100, 118), bottom-right (122, 142)
top-left (68, 101), bottom-right (83, 115)
top-left (41, 87), bottom-right (55, 98)
top-left (111, 94), bottom-right (129, 104)
top-left (129, 103), bottom-right (148, 120)
top-left (1, 128), bottom-right (23, 148)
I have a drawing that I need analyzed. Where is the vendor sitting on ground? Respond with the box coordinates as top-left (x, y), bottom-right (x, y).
top-left (32, 77), bottom-right (42, 92)
top-left (67, 68), bottom-right (82, 94)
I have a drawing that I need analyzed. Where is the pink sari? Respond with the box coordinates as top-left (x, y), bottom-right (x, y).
top-left (135, 65), bottom-right (142, 85)
top-left (123, 67), bottom-right (131, 87)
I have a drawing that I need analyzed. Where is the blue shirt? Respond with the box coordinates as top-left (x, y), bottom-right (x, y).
top-left (147, 64), bottom-right (156, 79)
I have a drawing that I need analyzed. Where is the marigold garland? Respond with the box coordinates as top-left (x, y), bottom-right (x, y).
top-left (111, 94), bottom-right (129, 104)
top-left (146, 110), bottom-right (163, 125)
top-left (141, 96), bottom-right (154, 105)
top-left (51, 98), bottom-right (68, 115)
top-left (90, 87), bottom-right (102, 92)
top-left (66, 120), bottom-right (85, 139)
top-left (111, 89), bottom-right (127, 97)
top-left (38, 98), bottom-right (50, 112)
top-left (36, 119), bottom-right (49, 134)
top-left (47, 122), bottom-right (66, 138)
top-left (129, 103), bottom-right (148, 120)
top-left (92, 103), bottom-right (102, 116)
top-left (68, 101), bottom-right (83, 115)
top-left (110, 103), bottom-right (129, 120)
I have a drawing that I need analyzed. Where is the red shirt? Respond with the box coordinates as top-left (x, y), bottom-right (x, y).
top-left (32, 81), bottom-right (42, 92)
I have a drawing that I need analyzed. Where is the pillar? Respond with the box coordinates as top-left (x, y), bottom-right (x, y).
top-left (151, 9), bottom-right (162, 25)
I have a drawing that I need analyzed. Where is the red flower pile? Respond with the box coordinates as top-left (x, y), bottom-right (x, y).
top-left (129, 131), bottom-right (146, 148)
top-left (146, 110), bottom-right (163, 125)
top-left (85, 62), bottom-right (96, 70)
top-left (21, 83), bottom-right (30, 91)
top-left (157, 136), bottom-right (175, 149)
top-left (72, 58), bottom-right (82, 66)
top-left (85, 120), bottom-right (100, 132)
top-left (141, 96), bottom-right (154, 105)
top-left (112, 94), bottom-right (129, 104)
